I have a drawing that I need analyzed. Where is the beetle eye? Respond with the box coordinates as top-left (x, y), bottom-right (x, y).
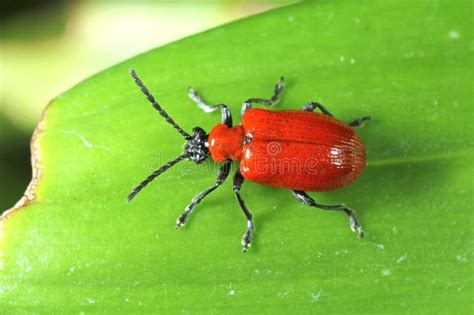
top-left (192, 127), bottom-right (206, 138)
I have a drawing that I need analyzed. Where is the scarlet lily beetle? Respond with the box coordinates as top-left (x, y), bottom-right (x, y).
top-left (127, 69), bottom-right (370, 252)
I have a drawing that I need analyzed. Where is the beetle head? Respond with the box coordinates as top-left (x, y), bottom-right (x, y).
top-left (127, 69), bottom-right (211, 202)
top-left (184, 127), bottom-right (209, 164)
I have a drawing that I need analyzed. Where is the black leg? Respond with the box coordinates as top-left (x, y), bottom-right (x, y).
top-left (348, 116), bottom-right (371, 128)
top-left (302, 101), bottom-right (333, 116)
top-left (176, 160), bottom-right (232, 228)
top-left (188, 87), bottom-right (232, 127)
top-left (232, 170), bottom-right (255, 252)
top-left (291, 190), bottom-right (364, 238)
top-left (241, 77), bottom-right (284, 115)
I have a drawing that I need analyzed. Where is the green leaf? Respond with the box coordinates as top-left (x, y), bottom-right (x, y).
top-left (1, 1), bottom-right (472, 313)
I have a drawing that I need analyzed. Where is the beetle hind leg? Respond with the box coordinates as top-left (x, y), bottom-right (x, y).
top-left (348, 116), bottom-right (371, 128)
top-left (291, 190), bottom-right (364, 238)
top-left (241, 77), bottom-right (284, 116)
top-left (233, 170), bottom-right (255, 252)
top-left (188, 87), bottom-right (233, 127)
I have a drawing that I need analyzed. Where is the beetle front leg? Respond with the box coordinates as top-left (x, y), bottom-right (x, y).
top-left (176, 160), bottom-right (232, 228)
top-left (233, 170), bottom-right (255, 252)
top-left (241, 77), bottom-right (284, 116)
top-left (188, 87), bottom-right (233, 127)
top-left (302, 102), bottom-right (333, 116)
top-left (291, 190), bottom-right (364, 238)
top-left (348, 116), bottom-right (371, 128)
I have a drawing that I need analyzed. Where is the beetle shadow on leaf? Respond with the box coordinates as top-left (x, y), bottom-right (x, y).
top-left (253, 158), bottom-right (452, 242)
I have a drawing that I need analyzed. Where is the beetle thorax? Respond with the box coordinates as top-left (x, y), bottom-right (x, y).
top-left (208, 124), bottom-right (244, 163)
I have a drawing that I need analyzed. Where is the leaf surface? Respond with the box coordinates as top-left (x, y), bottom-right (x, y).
top-left (1, 1), bottom-right (472, 313)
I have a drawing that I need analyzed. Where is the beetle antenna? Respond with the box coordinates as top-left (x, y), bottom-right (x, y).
top-left (130, 69), bottom-right (191, 140)
top-left (127, 153), bottom-right (188, 202)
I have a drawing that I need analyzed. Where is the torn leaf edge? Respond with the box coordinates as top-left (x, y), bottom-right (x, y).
top-left (0, 100), bottom-right (52, 223)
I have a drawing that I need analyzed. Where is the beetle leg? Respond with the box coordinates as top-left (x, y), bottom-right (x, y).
top-left (291, 190), bottom-right (364, 239)
top-left (233, 170), bottom-right (255, 252)
top-left (241, 77), bottom-right (284, 116)
top-left (348, 116), bottom-right (371, 128)
top-left (302, 102), bottom-right (333, 116)
top-left (176, 160), bottom-right (232, 229)
top-left (188, 87), bottom-right (233, 127)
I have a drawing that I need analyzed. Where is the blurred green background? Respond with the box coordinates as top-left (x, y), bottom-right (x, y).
top-left (0, 0), bottom-right (296, 212)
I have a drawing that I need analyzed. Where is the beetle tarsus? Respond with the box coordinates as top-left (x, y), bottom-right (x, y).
top-left (291, 190), bottom-right (364, 239)
top-left (241, 77), bottom-right (285, 116)
top-left (187, 86), bottom-right (233, 127)
top-left (349, 215), bottom-right (364, 239)
top-left (349, 116), bottom-right (371, 128)
top-left (176, 210), bottom-right (190, 229)
top-left (242, 228), bottom-right (253, 253)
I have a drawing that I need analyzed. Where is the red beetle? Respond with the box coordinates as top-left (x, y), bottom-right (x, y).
top-left (128, 69), bottom-right (370, 252)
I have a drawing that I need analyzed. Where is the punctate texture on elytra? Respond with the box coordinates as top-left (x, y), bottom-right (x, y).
top-left (238, 109), bottom-right (366, 191)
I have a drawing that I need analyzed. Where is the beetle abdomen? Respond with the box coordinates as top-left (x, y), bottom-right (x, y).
top-left (240, 109), bottom-right (366, 191)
